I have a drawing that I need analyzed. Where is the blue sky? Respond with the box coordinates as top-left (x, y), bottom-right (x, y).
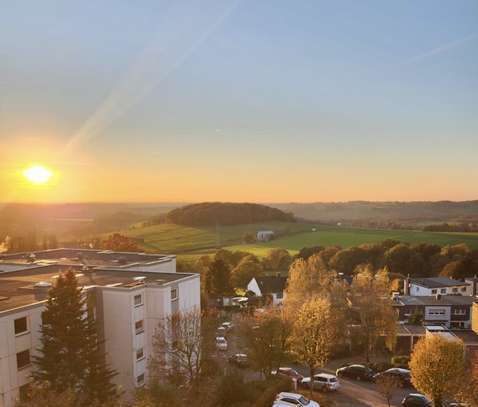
top-left (1, 0), bottom-right (477, 202)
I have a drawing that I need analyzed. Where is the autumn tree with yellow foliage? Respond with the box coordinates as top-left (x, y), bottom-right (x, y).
top-left (410, 334), bottom-right (466, 407)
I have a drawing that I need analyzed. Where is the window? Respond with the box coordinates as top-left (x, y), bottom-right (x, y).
top-left (135, 320), bottom-right (144, 334)
top-left (171, 288), bottom-right (178, 301)
top-left (16, 350), bottom-right (31, 370)
top-left (453, 308), bottom-right (466, 315)
top-left (461, 287), bottom-right (466, 292)
top-left (136, 348), bottom-right (144, 360)
top-left (276, 292), bottom-right (283, 299)
top-left (137, 373), bottom-right (145, 386)
top-left (14, 317), bottom-right (28, 335)
top-left (452, 287), bottom-right (458, 293)
top-left (134, 294), bottom-right (143, 306)
top-left (431, 289), bottom-right (437, 294)
top-left (440, 288), bottom-right (446, 294)
top-left (428, 309), bottom-right (446, 316)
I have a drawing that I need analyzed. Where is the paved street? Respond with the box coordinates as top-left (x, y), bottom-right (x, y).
top-left (294, 366), bottom-right (410, 407)
top-left (217, 315), bottom-right (412, 407)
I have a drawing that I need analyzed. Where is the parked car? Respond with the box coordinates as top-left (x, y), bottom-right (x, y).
top-left (273, 392), bottom-right (319, 407)
top-left (217, 326), bottom-right (227, 336)
top-left (215, 336), bottom-right (228, 351)
top-left (301, 373), bottom-right (340, 392)
top-left (447, 402), bottom-right (469, 407)
top-left (374, 368), bottom-right (412, 387)
top-left (228, 353), bottom-right (249, 368)
top-left (222, 321), bottom-right (234, 331)
top-left (271, 367), bottom-right (304, 383)
top-left (336, 364), bottom-right (374, 381)
top-left (401, 393), bottom-right (432, 407)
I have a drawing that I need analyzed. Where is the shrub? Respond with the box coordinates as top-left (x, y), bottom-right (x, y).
top-left (391, 355), bottom-right (410, 368)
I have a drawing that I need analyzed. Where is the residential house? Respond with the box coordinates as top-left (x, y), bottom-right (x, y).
top-left (404, 277), bottom-right (470, 296)
top-left (465, 276), bottom-right (478, 296)
top-left (247, 276), bottom-right (287, 306)
top-left (393, 294), bottom-right (475, 329)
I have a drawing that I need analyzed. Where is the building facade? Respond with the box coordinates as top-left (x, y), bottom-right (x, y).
top-left (404, 277), bottom-right (470, 296)
top-left (0, 249), bottom-right (200, 407)
top-left (394, 295), bottom-right (475, 329)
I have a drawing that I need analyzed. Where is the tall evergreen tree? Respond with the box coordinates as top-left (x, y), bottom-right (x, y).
top-left (33, 270), bottom-right (118, 405)
top-left (82, 308), bottom-right (119, 405)
top-left (33, 270), bottom-right (88, 392)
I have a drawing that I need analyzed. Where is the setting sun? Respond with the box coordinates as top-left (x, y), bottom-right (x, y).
top-left (23, 165), bottom-right (53, 185)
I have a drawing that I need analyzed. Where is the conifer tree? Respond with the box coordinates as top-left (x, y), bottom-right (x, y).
top-left (82, 310), bottom-right (119, 405)
top-left (33, 269), bottom-right (118, 405)
top-left (33, 270), bottom-right (88, 392)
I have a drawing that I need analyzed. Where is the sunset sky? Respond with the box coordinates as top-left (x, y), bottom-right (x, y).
top-left (1, 0), bottom-right (477, 203)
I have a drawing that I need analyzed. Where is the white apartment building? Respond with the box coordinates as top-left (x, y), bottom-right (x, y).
top-left (404, 277), bottom-right (470, 296)
top-left (0, 249), bottom-right (200, 407)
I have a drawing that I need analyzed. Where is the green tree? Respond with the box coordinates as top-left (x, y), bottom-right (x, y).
top-left (82, 309), bottom-right (118, 405)
top-left (384, 243), bottom-right (425, 277)
top-left (329, 246), bottom-right (368, 275)
top-left (239, 309), bottom-right (292, 378)
top-left (410, 335), bottom-right (465, 407)
top-left (263, 248), bottom-right (292, 271)
top-left (33, 270), bottom-right (88, 392)
top-left (33, 270), bottom-right (118, 405)
top-left (230, 256), bottom-right (263, 288)
top-left (204, 258), bottom-right (232, 297)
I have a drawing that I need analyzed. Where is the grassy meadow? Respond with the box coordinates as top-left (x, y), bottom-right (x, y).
top-left (116, 222), bottom-right (478, 260)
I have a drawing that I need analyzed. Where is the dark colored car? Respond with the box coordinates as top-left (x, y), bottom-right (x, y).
top-left (401, 393), bottom-right (432, 407)
top-left (336, 364), bottom-right (374, 381)
top-left (374, 368), bottom-right (412, 387)
top-left (272, 367), bottom-right (304, 383)
top-left (228, 353), bottom-right (249, 368)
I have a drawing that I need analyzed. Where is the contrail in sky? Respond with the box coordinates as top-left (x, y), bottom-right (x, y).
top-left (65, 0), bottom-right (241, 154)
top-left (404, 33), bottom-right (478, 65)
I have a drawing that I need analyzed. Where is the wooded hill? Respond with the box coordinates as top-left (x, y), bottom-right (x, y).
top-left (273, 200), bottom-right (478, 224)
top-left (165, 202), bottom-right (295, 226)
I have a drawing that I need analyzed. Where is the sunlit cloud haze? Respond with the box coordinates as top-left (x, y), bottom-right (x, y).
top-left (1, 0), bottom-right (477, 203)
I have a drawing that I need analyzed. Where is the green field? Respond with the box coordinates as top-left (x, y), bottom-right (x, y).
top-left (119, 222), bottom-right (312, 253)
top-left (117, 222), bottom-right (478, 259)
top-left (226, 227), bottom-right (478, 257)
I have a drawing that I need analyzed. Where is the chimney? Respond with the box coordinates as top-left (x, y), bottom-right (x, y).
top-left (404, 275), bottom-right (410, 295)
top-left (33, 281), bottom-right (52, 301)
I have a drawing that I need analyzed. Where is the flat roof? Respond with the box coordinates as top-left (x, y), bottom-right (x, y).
top-left (0, 264), bottom-right (195, 313)
top-left (0, 248), bottom-right (174, 269)
top-left (397, 324), bottom-right (426, 336)
top-left (410, 277), bottom-right (469, 289)
top-left (396, 295), bottom-right (475, 306)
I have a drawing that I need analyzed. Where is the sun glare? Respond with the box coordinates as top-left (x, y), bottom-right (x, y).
top-left (23, 165), bottom-right (53, 185)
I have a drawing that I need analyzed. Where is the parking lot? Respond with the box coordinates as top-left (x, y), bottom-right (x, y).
top-left (215, 316), bottom-right (412, 407)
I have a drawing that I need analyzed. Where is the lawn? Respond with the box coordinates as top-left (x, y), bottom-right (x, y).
top-left (118, 221), bottom-right (312, 253)
top-left (226, 226), bottom-right (478, 256)
top-left (118, 222), bottom-right (478, 259)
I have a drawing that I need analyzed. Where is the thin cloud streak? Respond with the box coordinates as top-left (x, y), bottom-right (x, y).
top-left (64, 0), bottom-right (241, 154)
top-left (403, 33), bottom-right (478, 65)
